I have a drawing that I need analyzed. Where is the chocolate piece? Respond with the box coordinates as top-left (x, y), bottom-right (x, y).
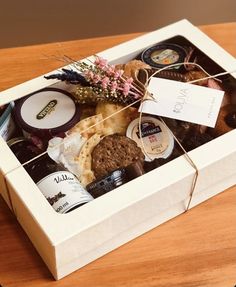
top-left (210, 104), bottom-right (236, 137)
top-left (92, 134), bottom-right (145, 178)
top-left (143, 158), bottom-right (167, 173)
top-left (182, 133), bottom-right (213, 152)
top-left (143, 148), bottom-right (183, 172)
top-left (224, 111), bottom-right (236, 128)
top-left (125, 160), bottom-right (145, 180)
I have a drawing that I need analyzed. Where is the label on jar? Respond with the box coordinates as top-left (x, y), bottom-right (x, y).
top-left (20, 89), bottom-right (76, 129)
top-left (126, 116), bottom-right (174, 161)
top-left (37, 171), bottom-right (93, 213)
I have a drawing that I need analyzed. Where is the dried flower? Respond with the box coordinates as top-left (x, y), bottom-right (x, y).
top-left (101, 77), bottom-right (110, 89)
top-left (113, 69), bottom-right (124, 79)
top-left (72, 55), bottom-right (143, 105)
top-left (45, 55), bottom-right (143, 106)
top-left (92, 74), bottom-right (101, 84)
top-left (110, 81), bottom-right (118, 93)
top-left (94, 56), bottom-right (108, 69)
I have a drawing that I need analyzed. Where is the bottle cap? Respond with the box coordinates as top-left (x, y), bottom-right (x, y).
top-left (86, 168), bottom-right (126, 198)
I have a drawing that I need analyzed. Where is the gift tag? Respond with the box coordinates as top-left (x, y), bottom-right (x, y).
top-left (140, 78), bottom-right (224, 127)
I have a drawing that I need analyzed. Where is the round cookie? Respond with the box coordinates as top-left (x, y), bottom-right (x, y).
top-left (92, 134), bottom-right (145, 178)
top-left (210, 104), bottom-right (236, 137)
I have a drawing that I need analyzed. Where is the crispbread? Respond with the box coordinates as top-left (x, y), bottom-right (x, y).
top-left (67, 114), bottom-right (104, 138)
top-left (96, 102), bottom-right (138, 135)
top-left (75, 133), bottom-right (102, 186)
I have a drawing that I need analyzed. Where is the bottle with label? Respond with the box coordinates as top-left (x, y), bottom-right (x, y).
top-left (24, 154), bottom-right (94, 214)
top-left (8, 138), bottom-right (93, 214)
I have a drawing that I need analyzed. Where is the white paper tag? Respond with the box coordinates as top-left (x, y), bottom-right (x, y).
top-left (140, 78), bottom-right (224, 127)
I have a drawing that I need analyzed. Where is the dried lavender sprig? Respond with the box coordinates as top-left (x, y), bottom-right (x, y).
top-left (44, 68), bottom-right (89, 86)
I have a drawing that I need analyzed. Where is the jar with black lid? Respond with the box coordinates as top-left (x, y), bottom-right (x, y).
top-left (8, 137), bottom-right (94, 213)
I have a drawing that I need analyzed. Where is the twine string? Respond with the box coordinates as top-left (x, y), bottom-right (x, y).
top-left (4, 61), bottom-right (236, 212)
top-left (137, 61), bottom-right (235, 210)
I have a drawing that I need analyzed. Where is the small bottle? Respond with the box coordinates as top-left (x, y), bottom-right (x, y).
top-left (25, 154), bottom-right (94, 213)
top-left (8, 138), bottom-right (93, 213)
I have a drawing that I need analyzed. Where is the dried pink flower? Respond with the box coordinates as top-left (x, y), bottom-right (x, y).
top-left (126, 77), bottom-right (133, 84)
top-left (113, 69), bottom-right (124, 79)
top-left (84, 70), bottom-right (94, 80)
top-left (106, 65), bottom-right (115, 76)
top-left (122, 82), bottom-right (131, 96)
top-left (73, 55), bottom-right (143, 103)
top-left (94, 56), bottom-right (108, 69)
top-left (93, 74), bottom-right (101, 84)
top-left (110, 81), bottom-right (118, 92)
top-left (101, 77), bottom-right (110, 89)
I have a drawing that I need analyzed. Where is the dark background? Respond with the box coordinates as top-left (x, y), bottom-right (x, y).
top-left (0, 0), bottom-right (236, 48)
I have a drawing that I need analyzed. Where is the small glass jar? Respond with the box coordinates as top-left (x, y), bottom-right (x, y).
top-left (25, 154), bottom-right (94, 213)
top-left (8, 137), bottom-right (93, 213)
top-left (87, 168), bottom-right (126, 198)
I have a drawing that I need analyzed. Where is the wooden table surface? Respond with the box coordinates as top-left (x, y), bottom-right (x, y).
top-left (0, 23), bottom-right (236, 287)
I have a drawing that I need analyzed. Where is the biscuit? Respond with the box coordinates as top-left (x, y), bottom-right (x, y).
top-left (92, 134), bottom-right (144, 178)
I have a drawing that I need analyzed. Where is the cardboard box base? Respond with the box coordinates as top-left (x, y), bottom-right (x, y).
top-left (55, 175), bottom-right (235, 279)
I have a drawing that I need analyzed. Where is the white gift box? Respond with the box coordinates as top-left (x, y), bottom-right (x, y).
top-left (0, 19), bottom-right (236, 280)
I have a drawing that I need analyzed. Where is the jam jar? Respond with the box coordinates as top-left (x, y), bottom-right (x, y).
top-left (25, 154), bottom-right (94, 213)
top-left (8, 137), bottom-right (94, 213)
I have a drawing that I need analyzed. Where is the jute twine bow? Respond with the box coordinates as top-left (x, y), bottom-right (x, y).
top-left (136, 61), bottom-right (234, 211)
top-left (4, 61), bottom-right (236, 214)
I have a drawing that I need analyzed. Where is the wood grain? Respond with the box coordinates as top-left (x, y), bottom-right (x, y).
top-left (0, 23), bottom-right (236, 287)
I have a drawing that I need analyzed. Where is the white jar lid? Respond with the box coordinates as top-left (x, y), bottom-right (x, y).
top-left (14, 88), bottom-right (80, 139)
top-left (126, 116), bottom-right (174, 161)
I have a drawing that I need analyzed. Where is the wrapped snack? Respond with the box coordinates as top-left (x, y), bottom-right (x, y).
top-left (47, 114), bottom-right (106, 181)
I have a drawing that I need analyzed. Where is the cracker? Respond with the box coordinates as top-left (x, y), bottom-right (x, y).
top-left (96, 102), bottom-right (138, 135)
top-left (75, 133), bottom-right (102, 186)
top-left (67, 114), bottom-right (104, 138)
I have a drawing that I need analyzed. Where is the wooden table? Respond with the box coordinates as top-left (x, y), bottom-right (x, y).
top-left (0, 23), bottom-right (236, 287)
